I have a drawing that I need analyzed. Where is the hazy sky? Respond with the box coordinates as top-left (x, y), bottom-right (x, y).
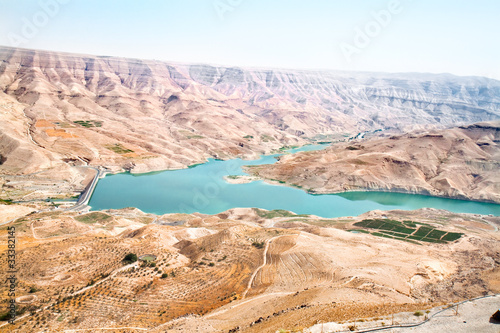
top-left (1, 0), bottom-right (499, 79)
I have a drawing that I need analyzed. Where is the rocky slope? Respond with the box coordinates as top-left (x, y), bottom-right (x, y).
top-left (1, 207), bottom-right (498, 332)
top-left (1, 46), bottom-right (499, 201)
top-left (1, 46), bottom-right (500, 175)
top-left (246, 121), bottom-right (500, 203)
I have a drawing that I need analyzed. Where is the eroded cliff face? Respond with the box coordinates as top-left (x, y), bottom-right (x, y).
top-left (246, 121), bottom-right (500, 203)
top-left (186, 65), bottom-right (500, 133)
top-left (1, 46), bottom-right (500, 175)
top-left (0, 46), bottom-right (499, 201)
top-left (0, 49), bottom-right (307, 176)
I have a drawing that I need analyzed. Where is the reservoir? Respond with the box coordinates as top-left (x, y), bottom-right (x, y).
top-left (89, 145), bottom-right (500, 217)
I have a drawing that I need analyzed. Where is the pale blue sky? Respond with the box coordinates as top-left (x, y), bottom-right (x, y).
top-left (0, 0), bottom-right (499, 79)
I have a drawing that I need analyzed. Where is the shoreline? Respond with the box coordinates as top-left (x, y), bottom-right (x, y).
top-left (67, 143), bottom-right (324, 211)
top-left (72, 165), bottom-right (500, 216)
top-left (257, 178), bottom-right (500, 206)
top-left (71, 141), bottom-right (499, 215)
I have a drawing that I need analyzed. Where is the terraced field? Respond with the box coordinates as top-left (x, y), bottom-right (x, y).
top-left (352, 219), bottom-right (463, 244)
top-left (1, 208), bottom-right (498, 332)
top-left (249, 234), bottom-right (335, 297)
top-left (0, 211), bottom-right (274, 331)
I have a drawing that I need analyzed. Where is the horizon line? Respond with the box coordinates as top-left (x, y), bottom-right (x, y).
top-left (1, 44), bottom-right (499, 82)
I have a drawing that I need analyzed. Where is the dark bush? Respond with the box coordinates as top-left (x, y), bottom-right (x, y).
top-left (123, 253), bottom-right (138, 263)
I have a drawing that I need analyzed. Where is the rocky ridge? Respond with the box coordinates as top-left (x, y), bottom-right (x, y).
top-left (0, 46), bottom-right (499, 201)
top-left (246, 121), bottom-right (500, 203)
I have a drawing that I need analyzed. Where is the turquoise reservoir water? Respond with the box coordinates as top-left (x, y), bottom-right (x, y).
top-left (89, 145), bottom-right (500, 217)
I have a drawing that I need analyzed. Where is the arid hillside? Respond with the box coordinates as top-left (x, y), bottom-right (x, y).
top-left (1, 46), bottom-right (499, 202)
top-left (246, 121), bottom-right (500, 203)
top-left (0, 207), bottom-right (498, 332)
top-left (1, 46), bottom-right (500, 179)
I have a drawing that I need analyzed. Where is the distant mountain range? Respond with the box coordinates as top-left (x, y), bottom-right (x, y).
top-left (0, 46), bottom-right (499, 175)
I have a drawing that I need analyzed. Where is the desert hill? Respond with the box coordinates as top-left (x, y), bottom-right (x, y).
top-left (1, 45), bottom-right (500, 177)
top-left (1, 46), bottom-right (500, 202)
top-left (0, 207), bottom-right (498, 332)
top-left (246, 121), bottom-right (500, 203)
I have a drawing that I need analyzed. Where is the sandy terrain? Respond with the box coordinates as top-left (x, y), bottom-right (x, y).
top-left (305, 294), bottom-right (500, 332)
top-left (0, 204), bottom-right (34, 224)
top-left (0, 207), bottom-right (497, 332)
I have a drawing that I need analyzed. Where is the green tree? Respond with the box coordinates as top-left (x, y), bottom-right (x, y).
top-left (123, 253), bottom-right (138, 263)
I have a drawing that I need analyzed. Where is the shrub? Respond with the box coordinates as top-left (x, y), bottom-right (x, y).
top-left (161, 273), bottom-right (168, 279)
top-left (252, 241), bottom-right (265, 249)
top-left (123, 253), bottom-right (138, 263)
top-left (414, 311), bottom-right (424, 317)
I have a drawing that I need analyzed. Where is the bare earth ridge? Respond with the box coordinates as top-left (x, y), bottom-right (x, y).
top-left (1, 46), bottom-right (500, 202)
top-left (246, 121), bottom-right (500, 203)
top-left (0, 207), bottom-right (498, 332)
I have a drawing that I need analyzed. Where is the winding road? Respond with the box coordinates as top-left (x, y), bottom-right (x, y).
top-left (241, 235), bottom-right (286, 299)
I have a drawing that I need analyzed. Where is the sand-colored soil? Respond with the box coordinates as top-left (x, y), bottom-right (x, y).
top-left (0, 204), bottom-right (34, 224)
top-left (0, 207), bottom-right (497, 332)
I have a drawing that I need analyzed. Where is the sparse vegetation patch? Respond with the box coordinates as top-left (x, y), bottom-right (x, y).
top-left (105, 143), bottom-right (134, 154)
top-left (279, 145), bottom-right (299, 152)
top-left (74, 212), bottom-right (112, 224)
top-left (353, 219), bottom-right (463, 244)
top-left (254, 208), bottom-right (310, 219)
top-left (252, 241), bottom-right (265, 249)
top-left (261, 134), bottom-right (276, 142)
top-left (73, 120), bottom-right (102, 128)
top-left (139, 254), bottom-right (157, 262)
top-left (123, 253), bottom-right (138, 263)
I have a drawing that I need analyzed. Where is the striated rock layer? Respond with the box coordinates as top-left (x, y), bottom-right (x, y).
top-left (0, 46), bottom-right (499, 201)
top-left (1, 46), bottom-right (500, 175)
top-left (246, 121), bottom-right (500, 203)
